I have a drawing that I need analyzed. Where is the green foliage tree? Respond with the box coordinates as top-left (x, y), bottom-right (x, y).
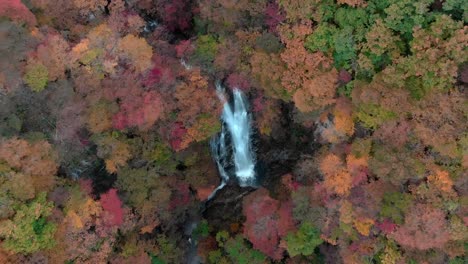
top-left (333, 27), bottom-right (357, 70)
top-left (193, 220), bottom-right (210, 240)
top-left (23, 62), bottom-right (48, 92)
top-left (192, 35), bottom-right (218, 66)
top-left (208, 233), bottom-right (266, 264)
top-left (382, 0), bottom-right (433, 40)
top-left (383, 15), bottom-right (466, 94)
top-left (442, 0), bottom-right (468, 22)
top-left (305, 23), bottom-right (337, 54)
top-left (0, 192), bottom-right (56, 254)
top-left (255, 33), bottom-right (283, 54)
top-left (354, 103), bottom-right (396, 130)
top-left (379, 192), bottom-right (413, 224)
top-left (224, 235), bottom-right (267, 264)
top-left (369, 144), bottom-right (425, 186)
top-left (285, 222), bottom-right (323, 257)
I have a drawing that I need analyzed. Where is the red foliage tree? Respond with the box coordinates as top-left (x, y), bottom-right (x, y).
top-left (175, 40), bottom-right (194, 58)
top-left (144, 55), bottom-right (177, 89)
top-left (376, 219), bottom-right (397, 234)
top-left (242, 188), bottom-right (295, 260)
top-left (112, 90), bottom-right (163, 130)
top-left (265, 2), bottom-right (285, 33)
top-left (169, 183), bottom-right (191, 210)
top-left (169, 122), bottom-right (187, 151)
top-left (144, 67), bottom-right (162, 87)
top-left (0, 0), bottom-right (37, 27)
top-left (156, 0), bottom-right (193, 32)
top-left (226, 72), bottom-right (251, 91)
top-left (100, 188), bottom-right (124, 226)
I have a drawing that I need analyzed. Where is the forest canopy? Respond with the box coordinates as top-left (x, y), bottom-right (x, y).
top-left (0, 0), bottom-right (467, 263)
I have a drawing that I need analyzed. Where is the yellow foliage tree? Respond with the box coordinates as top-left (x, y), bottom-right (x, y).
top-left (353, 217), bottom-right (374, 236)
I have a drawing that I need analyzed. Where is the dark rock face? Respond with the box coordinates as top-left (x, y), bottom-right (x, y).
top-left (257, 102), bottom-right (320, 191)
top-left (203, 184), bottom-right (255, 231)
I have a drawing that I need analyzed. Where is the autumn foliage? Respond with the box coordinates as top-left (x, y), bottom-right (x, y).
top-left (242, 188), bottom-right (295, 260)
top-left (0, 0), bottom-right (466, 263)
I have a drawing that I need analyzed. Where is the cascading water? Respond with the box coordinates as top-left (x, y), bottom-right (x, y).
top-left (187, 83), bottom-right (257, 264)
top-left (210, 82), bottom-right (257, 194)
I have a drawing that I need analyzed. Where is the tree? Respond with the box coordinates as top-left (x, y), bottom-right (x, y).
top-left (224, 235), bottom-right (267, 264)
top-left (357, 18), bottom-right (402, 76)
top-left (428, 169), bottom-right (455, 194)
top-left (0, 0), bottom-right (37, 27)
top-left (319, 153), bottom-right (353, 196)
top-left (369, 145), bottom-right (421, 186)
top-left (23, 62), bottom-right (48, 92)
top-left (100, 188), bottom-right (124, 226)
top-left (72, 0), bottom-right (107, 16)
top-left (279, 21), bottom-right (334, 100)
top-left (442, 0), bottom-right (468, 22)
top-left (0, 21), bottom-right (33, 94)
top-left (115, 167), bottom-right (171, 228)
top-left (192, 35), bottom-right (218, 66)
top-left (51, 186), bottom-right (118, 264)
top-left (86, 100), bottom-right (117, 134)
top-left (354, 104), bottom-right (397, 130)
top-left (242, 188), bottom-right (295, 260)
top-left (180, 113), bottom-right (221, 149)
top-left (411, 90), bottom-right (466, 159)
top-left (35, 33), bottom-right (71, 81)
top-left (265, 2), bottom-right (286, 32)
top-left (379, 192), bottom-right (413, 225)
top-left (253, 96), bottom-right (281, 136)
top-left (208, 233), bottom-right (267, 264)
top-left (337, 0), bottom-right (366, 7)
top-left (382, 0), bottom-right (433, 40)
top-left (382, 15), bottom-right (466, 94)
top-left (278, 0), bottom-right (322, 22)
top-left (373, 119), bottom-right (410, 148)
top-left (113, 90), bottom-right (163, 131)
top-left (118, 34), bottom-right (153, 73)
top-left (250, 51), bottom-right (288, 100)
top-left (391, 203), bottom-right (450, 250)
top-left (93, 134), bottom-right (131, 173)
top-left (293, 69), bottom-right (338, 112)
top-left (285, 222), bottom-right (323, 257)
top-left (0, 192), bottom-right (56, 254)
top-left (156, 0), bottom-right (193, 32)
top-left (197, 0), bottom-right (267, 34)
top-left (315, 97), bottom-right (354, 143)
top-left (0, 138), bottom-right (57, 196)
top-left (174, 68), bottom-right (221, 149)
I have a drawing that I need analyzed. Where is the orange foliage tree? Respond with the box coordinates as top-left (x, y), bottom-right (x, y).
top-left (0, 138), bottom-right (57, 200)
top-left (117, 35), bottom-right (153, 73)
top-left (278, 22), bottom-right (336, 112)
top-left (319, 153), bottom-right (352, 196)
top-left (315, 97), bottom-right (354, 143)
top-left (174, 68), bottom-right (221, 149)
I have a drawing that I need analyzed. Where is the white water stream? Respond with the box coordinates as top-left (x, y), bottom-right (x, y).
top-left (210, 83), bottom-right (256, 197)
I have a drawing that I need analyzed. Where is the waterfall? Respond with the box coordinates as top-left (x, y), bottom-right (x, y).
top-left (210, 83), bottom-right (256, 193)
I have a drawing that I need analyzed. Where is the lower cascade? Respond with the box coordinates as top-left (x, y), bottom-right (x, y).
top-left (210, 83), bottom-right (257, 197)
